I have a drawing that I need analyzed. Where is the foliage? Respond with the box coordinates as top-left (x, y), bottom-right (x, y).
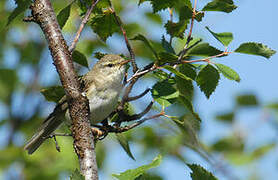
top-left (112, 155), bottom-right (162, 180)
top-left (0, 0), bottom-right (276, 179)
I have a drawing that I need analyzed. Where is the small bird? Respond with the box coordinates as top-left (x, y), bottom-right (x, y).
top-left (24, 54), bottom-right (129, 154)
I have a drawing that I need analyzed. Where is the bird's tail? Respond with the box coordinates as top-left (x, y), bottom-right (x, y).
top-left (24, 101), bottom-right (67, 154)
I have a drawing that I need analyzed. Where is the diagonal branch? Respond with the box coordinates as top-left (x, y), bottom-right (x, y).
top-left (109, 7), bottom-right (138, 73)
top-left (69, 0), bottom-right (100, 53)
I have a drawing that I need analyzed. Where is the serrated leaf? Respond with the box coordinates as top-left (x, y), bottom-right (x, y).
top-left (91, 11), bottom-right (120, 41)
top-left (161, 36), bottom-right (175, 54)
top-left (57, 3), bottom-right (72, 29)
top-left (187, 164), bottom-right (218, 180)
top-left (179, 5), bottom-right (192, 21)
top-left (196, 64), bottom-right (220, 98)
top-left (70, 169), bottom-right (85, 180)
top-left (72, 50), bottom-right (89, 68)
top-left (202, 0), bottom-right (237, 13)
top-left (116, 134), bottom-right (135, 160)
top-left (148, 0), bottom-right (177, 13)
top-left (176, 64), bottom-right (196, 100)
top-left (187, 43), bottom-right (223, 57)
top-left (205, 27), bottom-right (233, 47)
top-left (157, 52), bottom-right (178, 64)
top-left (178, 5), bottom-right (204, 22)
top-left (163, 66), bottom-right (191, 81)
top-left (40, 86), bottom-right (65, 103)
top-left (151, 80), bottom-right (179, 107)
top-left (215, 63), bottom-right (240, 82)
top-left (112, 155), bottom-right (162, 180)
top-left (180, 64), bottom-right (197, 79)
top-left (7, 0), bottom-right (32, 26)
top-left (131, 34), bottom-right (158, 58)
top-left (215, 112), bottom-right (234, 123)
top-left (164, 20), bottom-right (189, 39)
top-left (176, 77), bottom-right (193, 101)
top-left (236, 94), bottom-right (258, 106)
top-left (235, 42), bottom-right (276, 59)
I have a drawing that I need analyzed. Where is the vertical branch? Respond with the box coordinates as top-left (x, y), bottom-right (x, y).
top-left (30, 0), bottom-right (98, 179)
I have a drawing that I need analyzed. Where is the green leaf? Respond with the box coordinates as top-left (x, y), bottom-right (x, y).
top-left (176, 64), bottom-right (196, 100)
top-left (236, 94), bottom-right (258, 106)
top-left (70, 169), bottom-right (85, 180)
top-left (151, 80), bottom-right (179, 107)
top-left (145, 12), bottom-right (162, 24)
top-left (40, 86), bottom-right (65, 103)
top-left (265, 103), bottom-right (278, 110)
top-left (91, 11), bottom-right (120, 41)
top-left (176, 77), bottom-right (193, 101)
top-left (196, 64), bottom-right (220, 98)
top-left (163, 65), bottom-right (192, 81)
top-left (7, 0), bottom-right (32, 26)
top-left (164, 20), bottom-right (188, 39)
top-left (131, 34), bottom-right (158, 58)
top-left (135, 173), bottom-right (163, 180)
top-left (57, 3), bottom-right (72, 29)
top-left (179, 63), bottom-right (197, 80)
top-left (72, 50), bottom-right (89, 68)
top-left (116, 134), bottom-right (135, 160)
top-left (211, 136), bottom-right (244, 153)
top-left (161, 36), bottom-right (175, 54)
top-left (112, 155), bottom-right (162, 180)
top-left (0, 69), bottom-right (18, 103)
top-left (205, 27), bottom-right (233, 47)
top-left (187, 164), bottom-right (218, 180)
top-left (187, 43), bottom-right (223, 57)
top-left (195, 11), bottom-right (205, 22)
top-left (215, 63), bottom-right (240, 82)
top-left (179, 5), bottom-right (204, 22)
top-left (157, 52), bottom-right (178, 64)
top-left (148, 0), bottom-right (178, 13)
top-left (202, 0), bottom-right (237, 13)
top-left (215, 112), bottom-right (234, 123)
top-left (225, 143), bottom-right (275, 165)
top-left (235, 42), bottom-right (276, 59)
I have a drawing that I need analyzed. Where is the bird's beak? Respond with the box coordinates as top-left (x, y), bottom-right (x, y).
top-left (119, 59), bottom-right (131, 67)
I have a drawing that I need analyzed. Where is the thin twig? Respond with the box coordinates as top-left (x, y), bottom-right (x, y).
top-left (127, 88), bottom-right (150, 102)
top-left (177, 38), bottom-right (202, 56)
top-left (127, 64), bottom-right (157, 83)
top-left (69, 0), bottom-right (100, 53)
top-left (124, 100), bottom-right (154, 122)
top-left (109, 7), bottom-right (138, 73)
top-left (181, 51), bottom-right (232, 64)
top-left (49, 133), bottom-right (73, 137)
top-left (178, 0), bottom-right (198, 61)
top-left (118, 110), bottom-right (165, 132)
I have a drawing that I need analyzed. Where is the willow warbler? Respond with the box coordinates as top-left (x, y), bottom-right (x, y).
top-left (24, 54), bottom-right (129, 154)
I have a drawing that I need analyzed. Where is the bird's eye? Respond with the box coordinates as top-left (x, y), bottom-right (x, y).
top-left (107, 63), bottom-right (114, 67)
